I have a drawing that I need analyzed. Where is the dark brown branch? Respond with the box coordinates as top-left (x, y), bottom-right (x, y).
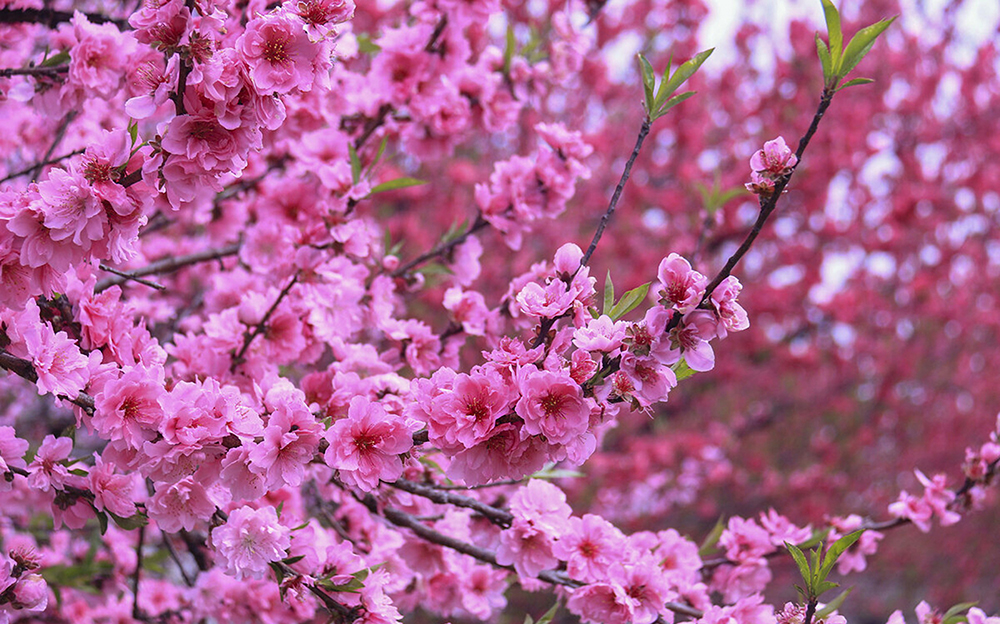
top-left (96, 243), bottom-right (241, 292)
top-left (0, 64), bottom-right (68, 78)
top-left (389, 479), bottom-right (514, 527)
top-left (0, 149), bottom-right (85, 183)
top-left (699, 89), bottom-right (834, 302)
top-left (0, 8), bottom-right (128, 28)
top-left (231, 272), bottom-right (300, 368)
top-left (579, 117), bottom-right (652, 268)
top-left (132, 525), bottom-right (146, 620)
top-left (390, 215), bottom-right (489, 279)
top-left (359, 494), bottom-right (703, 619)
top-left (0, 351), bottom-right (95, 415)
top-left (98, 265), bottom-right (165, 290)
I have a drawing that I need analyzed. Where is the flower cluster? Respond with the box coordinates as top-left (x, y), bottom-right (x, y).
top-left (745, 136), bottom-right (798, 197)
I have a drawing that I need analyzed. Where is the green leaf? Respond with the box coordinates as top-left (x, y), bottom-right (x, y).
top-left (816, 587), bottom-right (853, 618)
top-left (368, 177), bottom-right (427, 195)
top-left (356, 33), bottom-right (381, 54)
top-left (608, 282), bottom-right (650, 320)
top-left (282, 555), bottom-right (305, 565)
top-left (656, 48), bottom-right (713, 111)
top-left (536, 602), bottom-right (559, 624)
top-left (796, 527), bottom-right (831, 550)
top-left (127, 119), bottom-right (139, 147)
top-left (836, 77), bottom-right (874, 91)
top-left (942, 602), bottom-right (979, 624)
top-left (276, 501), bottom-right (284, 519)
top-left (698, 516), bottom-right (726, 557)
top-left (786, 542), bottom-right (813, 589)
top-left (504, 24), bottom-right (516, 75)
top-left (108, 511), bottom-right (148, 531)
top-left (637, 53), bottom-right (656, 115)
top-left (69, 468), bottom-right (89, 477)
top-left (603, 272), bottom-right (615, 315)
top-left (652, 91), bottom-right (697, 120)
top-left (820, 0), bottom-right (842, 64)
top-left (815, 579), bottom-right (840, 596)
top-left (816, 34), bottom-right (833, 83)
top-left (40, 49), bottom-right (70, 67)
top-left (348, 144), bottom-right (362, 185)
top-left (839, 16), bottom-right (896, 79)
top-left (672, 359), bottom-right (697, 382)
top-left (817, 529), bottom-right (863, 582)
top-left (96, 509), bottom-right (109, 536)
top-left (371, 137), bottom-right (388, 171)
top-left (531, 466), bottom-right (584, 480)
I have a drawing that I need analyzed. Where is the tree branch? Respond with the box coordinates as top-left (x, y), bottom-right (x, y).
top-left (0, 8), bottom-right (128, 28)
top-left (388, 478), bottom-right (514, 527)
top-left (579, 116), bottom-right (652, 268)
top-left (96, 243), bottom-right (241, 292)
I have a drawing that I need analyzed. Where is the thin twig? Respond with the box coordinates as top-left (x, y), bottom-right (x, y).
top-left (98, 264), bottom-right (166, 290)
top-left (96, 243), bottom-right (240, 292)
top-left (579, 116), bottom-right (652, 268)
top-left (0, 7), bottom-right (128, 28)
top-left (391, 215), bottom-right (489, 279)
top-left (132, 525), bottom-right (146, 619)
top-left (0, 64), bottom-right (68, 78)
top-left (699, 89), bottom-right (834, 302)
top-left (31, 111), bottom-right (77, 181)
top-left (0, 351), bottom-right (95, 414)
top-left (161, 535), bottom-right (195, 587)
top-left (0, 148), bottom-right (85, 183)
top-left (359, 494), bottom-right (705, 619)
top-left (231, 272), bottom-right (300, 368)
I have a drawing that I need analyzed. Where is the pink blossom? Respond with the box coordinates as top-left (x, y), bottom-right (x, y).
top-left (750, 136), bottom-right (798, 176)
top-left (147, 476), bottom-right (216, 533)
top-left (324, 396), bottom-right (414, 491)
top-left (657, 253), bottom-right (707, 314)
top-left (719, 517), bottom-right (774, 563)
top-left (759, 509), bottom-right (812, 547)
top-left (448, 422), bottom-right (547, 485)
top-left (89, 453), bottom-right (138, 517)
top-left (23, 321), bottom-right (91, 399)
top-left (428, 369), bottom-right (514, 451)
top-left (67, 12), bottom-right (131, 98)
top-left (0, 426), bottom-right (29, 489)
top-left (574, 315), bottom-right (627, 353)
top-left (36, 167), bottom-right (106, 250)
top-left (93, 365), bottom-right (165, 449)
top-left (567, 581), bottom-right (637, 624)
top-left (888, 490), bottom-right (933, 532)
top-left (443, 287), bottom-right (491, 336)
top-left (710, 276), bottom-right (749, 334)
top-left (294, 0), bottom-right (355, 41)
top-left (212, 505), bottom-right (290, 580)
top-left (554, 514), bottom-right (627, 582)
top-left (618, 353), bottom-right (677, 407)
top-left (516, 368), bottom-right (591, 445)
top-left (10, 573), bottom-right (48, 613)
top-left (655, 310), bottom-right (718, 372)
top-left (237, 11), bottom-right (320, 94)
top-left (26, 434), bottom-right (75, 492)
top-left (516, 280), bottom-right (575, 318)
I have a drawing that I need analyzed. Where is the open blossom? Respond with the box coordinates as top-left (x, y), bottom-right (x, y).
top-left (324, 396), bottom-right (414, 491)
top-left (237, 11), bottom-right (320, 94)
top-left (750, 136), bottom-right (798, 176)
top-left (212, 505), bottom-right (290, 580)
top-left (515, 368), bottom-right (591, 445)
top-left (657, 253), bottom-right (707, 314)
top-left (0, 426), bottom-right (29, 488)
